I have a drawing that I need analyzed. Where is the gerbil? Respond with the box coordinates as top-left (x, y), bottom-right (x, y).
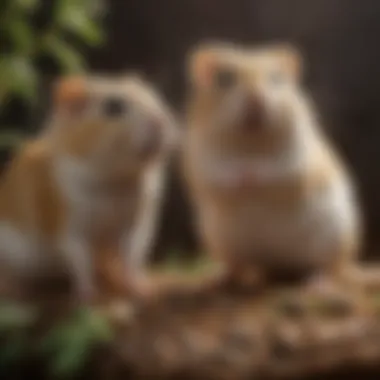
top-left (183, 42), bottom-right (362, 290)
top-left (0, 74), bottom-right (177, 301)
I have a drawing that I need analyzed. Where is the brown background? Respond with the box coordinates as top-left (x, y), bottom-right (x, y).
top-left (4, 0), bottom-right (380, 261)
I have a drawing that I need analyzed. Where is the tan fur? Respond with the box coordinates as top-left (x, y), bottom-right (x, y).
top-left (0, 140), bottom-right (64, 241)
top-left (0, 74), bottom-right (177, 301)
top-left (183, 42), bottom-right (362, 286)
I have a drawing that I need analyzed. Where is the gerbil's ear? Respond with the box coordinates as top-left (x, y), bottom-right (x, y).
top-left (187, 46), bottom-right (218, 89)
top-left (53, 76), bottom-right (88, 116)
top-left (273, 44), bottom-right (303, 81)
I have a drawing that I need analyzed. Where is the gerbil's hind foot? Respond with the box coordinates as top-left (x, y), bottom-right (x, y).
top-left (95, 253), bottom-right (154, 302)
top-left (304, 272), bottom-right (361, 315)
top-left (128, 276), bottom-right (156, 300)
top-left (203, 265), bottom-right (266, 296)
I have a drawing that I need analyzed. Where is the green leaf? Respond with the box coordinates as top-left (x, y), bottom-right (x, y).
top-left (14, 0), bottom-right (40, 12)
top-left (73, 307), bottom-right (113, 344)
top-left (41, 307), bottom-right (112, 378)
top-left (13, 58), bottom-right (38, 102)
top-left (42, 34), bottom-right (85, 73)
top-left (0, 334), bottom-right (27, 369)
top-left (85, 309), bottom-right (113, 342)
top-left (72, 18), bottom-right (104, 46)
top-left (5, 17), bottom-right (35, 54)
top-left (55, 0), bottom-right (105, 19)
top-left (0, 59), bottom-right (15, 103)
top-left (39, 313), bottom-right (84, 354)
top-left (50, 339), bottom-right (88, 378)
top-left (55, 2), bottom-right (104, 45)
top-left (0, 302), bottom-right (37, 332)
top-left (38, 324), bottom-right (72, 355)
top-left (0, 56), bottom-right (38, 104)
top-left (0, 130), bottom-right (26, 148)
top-left (82, 0), bottom-right (106, 15)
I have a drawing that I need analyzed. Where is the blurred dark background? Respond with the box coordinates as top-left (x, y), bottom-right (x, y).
top-left (2, 0), bottom-right (380, 261)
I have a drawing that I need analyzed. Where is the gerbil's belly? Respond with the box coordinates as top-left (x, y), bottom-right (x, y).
top-left (204, 199), bottom-right (344, 271)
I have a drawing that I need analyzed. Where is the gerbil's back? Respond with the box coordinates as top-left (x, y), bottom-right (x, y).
top-left (0, 138), bottom-right (65, 239)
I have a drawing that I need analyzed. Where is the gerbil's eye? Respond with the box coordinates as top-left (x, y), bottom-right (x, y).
top-left (103, 96), bottom-right (128, 118)
top-left (268, 69), bottom-right (286, 86)
top-left (214, 68), bottom-right (237, 90)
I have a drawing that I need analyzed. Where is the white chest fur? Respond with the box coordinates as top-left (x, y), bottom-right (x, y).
top-left (54, 154), bottom-right (140, 242)
top-left (207, 169), bottom-right (359, 270)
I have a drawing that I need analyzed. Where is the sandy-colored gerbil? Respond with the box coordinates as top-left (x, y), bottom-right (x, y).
top-left (0, 74), bottom-right (177, 301)
top-left (183, 42), bottom-right (362, 290)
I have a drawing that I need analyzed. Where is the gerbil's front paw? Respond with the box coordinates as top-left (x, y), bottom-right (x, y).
top-left (204, 266), bottom-right (265, 295)
top-left (124, 274), bottom-right (156, 301)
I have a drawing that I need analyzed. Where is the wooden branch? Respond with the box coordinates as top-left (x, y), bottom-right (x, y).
top-left (104, 270), bottom-right (380, 380)
top-left (3, 267), bottom-right (380, 379)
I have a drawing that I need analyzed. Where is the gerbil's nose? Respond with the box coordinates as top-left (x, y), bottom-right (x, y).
top-left (103, 96), bottom-right (126, 117)
top-left (241, 92), bottom-right (265, 129)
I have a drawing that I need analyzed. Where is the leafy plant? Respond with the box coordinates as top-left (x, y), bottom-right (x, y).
top-left (0, 301), bottom-right (38, 369)
top-left (39, 307), bottom-right (113, 378)
top-left (0, 302), bottom-right (38, 332)
top-left (0, 302), bottom-right (113, 377)
top-left (0, 0), bottom-right (105, 109)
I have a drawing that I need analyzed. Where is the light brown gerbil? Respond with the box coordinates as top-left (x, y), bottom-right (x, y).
top-left (183, 42), bottom-right (362, 289)
top-left (0, 74), bottom-right (177, 301)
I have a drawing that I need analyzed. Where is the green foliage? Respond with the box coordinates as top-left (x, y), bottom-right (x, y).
top-left (0, 129), bottom-right (27, 148)
top-left (40, 307), bottom-right (113, 378)
top-left (0, 301), bottom-right (38, 369)
top-left (0, 302), bottom-right (113, 377)
top-left (0, 302), bottom-right (38, 332)
top-left (0, 0), bottom-right (105, 109)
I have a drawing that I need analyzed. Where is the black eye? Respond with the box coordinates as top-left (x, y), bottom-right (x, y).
top-left (103, 96), bottom-right (127, 117)
top-left (214, 68), bottom-right (237, 89)
top-left (268, 70), bottom-right (285, 86)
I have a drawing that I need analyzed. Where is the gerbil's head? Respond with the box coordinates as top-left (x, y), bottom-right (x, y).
top-left (187, 42), bottom-right (303, 151)
top-left (48, 74), bottom-right (176, 175)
